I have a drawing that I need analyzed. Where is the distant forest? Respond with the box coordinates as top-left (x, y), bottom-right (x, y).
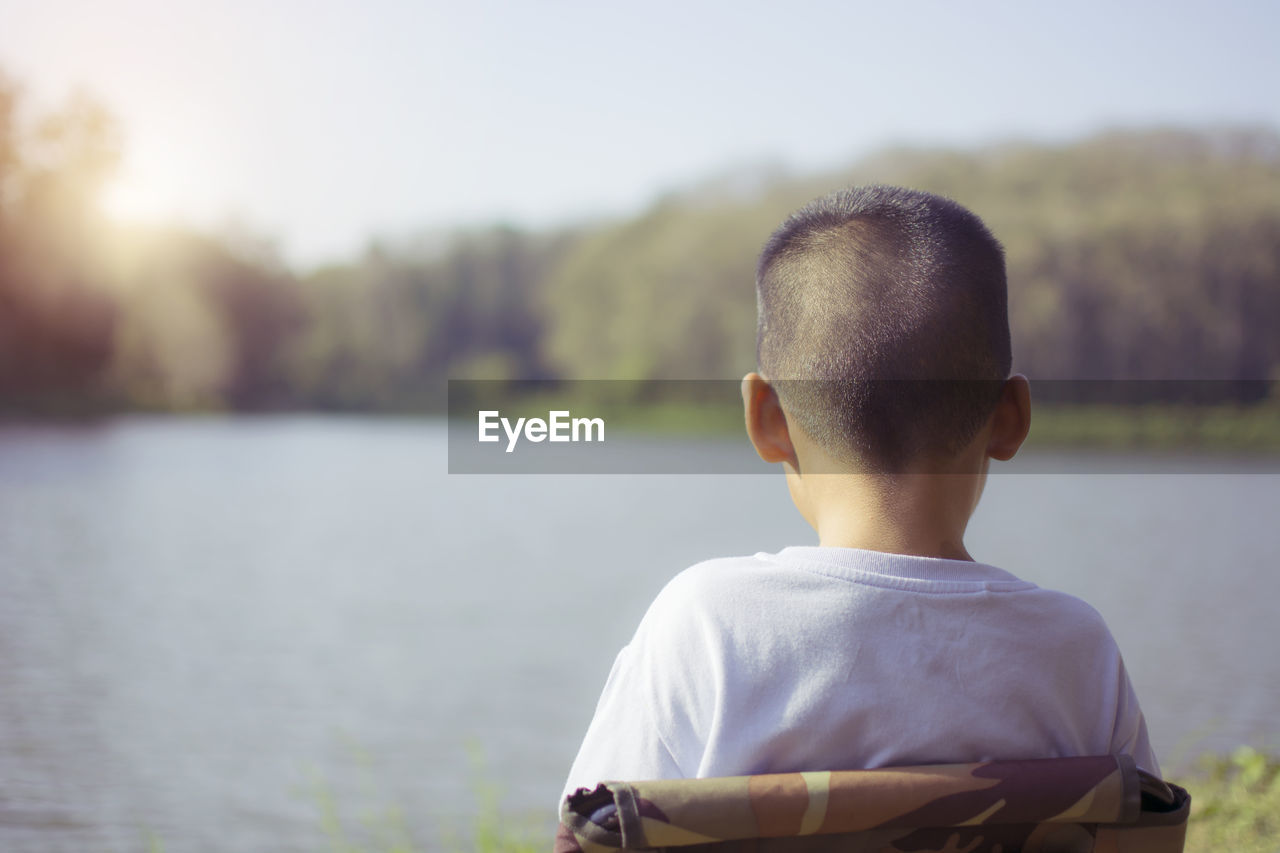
top-left (2, 71), bottom-right (1279, 415)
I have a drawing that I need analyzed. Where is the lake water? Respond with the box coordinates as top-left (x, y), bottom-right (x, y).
top-left (0, 417), bottom-right (1276, 852)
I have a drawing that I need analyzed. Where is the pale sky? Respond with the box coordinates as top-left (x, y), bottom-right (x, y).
top-left (2, 0), bottom-right (1277, 268)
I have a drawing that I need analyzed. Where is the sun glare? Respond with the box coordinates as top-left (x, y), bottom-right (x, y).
top-left (99, 165), bottom-right (176, 224)
top-left (97, 132), bottom-right (220, 226)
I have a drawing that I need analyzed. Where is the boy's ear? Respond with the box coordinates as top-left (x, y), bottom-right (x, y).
top-left (741, 373), bottom-right (798, 466)
top-left (987, 374), bottom-right (1032, 462)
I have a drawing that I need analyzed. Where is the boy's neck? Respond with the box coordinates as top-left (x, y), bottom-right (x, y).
top-left (799, 471), bottom-right (983, 562)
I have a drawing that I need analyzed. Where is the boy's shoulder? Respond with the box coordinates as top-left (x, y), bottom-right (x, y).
top-left (655, 553), bottom-right (771, 596)
top-left (637, 554), bottom-right (770, 628)
top-left (639, 548), bottom-right (1120, 649)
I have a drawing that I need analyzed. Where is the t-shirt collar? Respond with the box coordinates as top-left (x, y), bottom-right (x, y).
top-left (770, 545), bottom-right (1030, 587)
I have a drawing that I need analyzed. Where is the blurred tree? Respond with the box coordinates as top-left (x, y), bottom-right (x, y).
top-left (540, 195), bottom-right (782, 380)
top-left (287, 226), bottom-right (561, 410)
top-left (109, 230), bottom-right (302, 410)
top-left (0, 76), bottom-right (120, 413)
top-left (2, 62), bottom-right (1277, 415)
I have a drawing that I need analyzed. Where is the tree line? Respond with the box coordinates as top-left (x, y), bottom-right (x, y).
top-left (2, 71), bottom-right (1278, 416)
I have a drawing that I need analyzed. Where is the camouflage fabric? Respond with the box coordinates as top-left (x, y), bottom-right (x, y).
top-left (556, 755), bottom-right (1189, 853)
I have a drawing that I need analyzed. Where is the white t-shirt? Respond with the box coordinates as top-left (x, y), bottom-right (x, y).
top-left (563, 546), bottom-right (1158, 801)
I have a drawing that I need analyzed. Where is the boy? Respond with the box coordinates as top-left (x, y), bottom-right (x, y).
top-left (561, 185), bottom-right (1158, 801)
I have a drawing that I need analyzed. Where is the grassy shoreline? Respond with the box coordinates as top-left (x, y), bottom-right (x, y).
top-left (6, 395), bottom-right (1280, 454)
top-left (1027, 404), bottom-right (1280, 453)
top-left (293, 747), bottom-right (1279, 853)
top-left (451, 397), bottom-right (1280, 453)
top-left (1181, 747), bottom-right (1280, 852)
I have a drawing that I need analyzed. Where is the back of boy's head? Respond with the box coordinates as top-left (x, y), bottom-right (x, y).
top-left (755, 185), bottom-right (1011, 472)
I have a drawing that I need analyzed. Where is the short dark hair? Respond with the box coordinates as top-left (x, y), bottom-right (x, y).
top-left (755, 185), bottom-right (1011, 471)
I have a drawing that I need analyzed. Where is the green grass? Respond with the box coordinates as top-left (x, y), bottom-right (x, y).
top-left (1028, 404), bottom-right (1280, 453)
top-left (299, 743), bottom-right (548, 853)
top-left (133, 745), bottom-right (1280, 851)
top-left (1179, 746), bottom-right (1280, 853)
top-left (303, 749), bottom-right (1280, 853)
top-left (606, 400), bottom-right (1280, 449)
top-left (303, 779), bottom-right (545, 853)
